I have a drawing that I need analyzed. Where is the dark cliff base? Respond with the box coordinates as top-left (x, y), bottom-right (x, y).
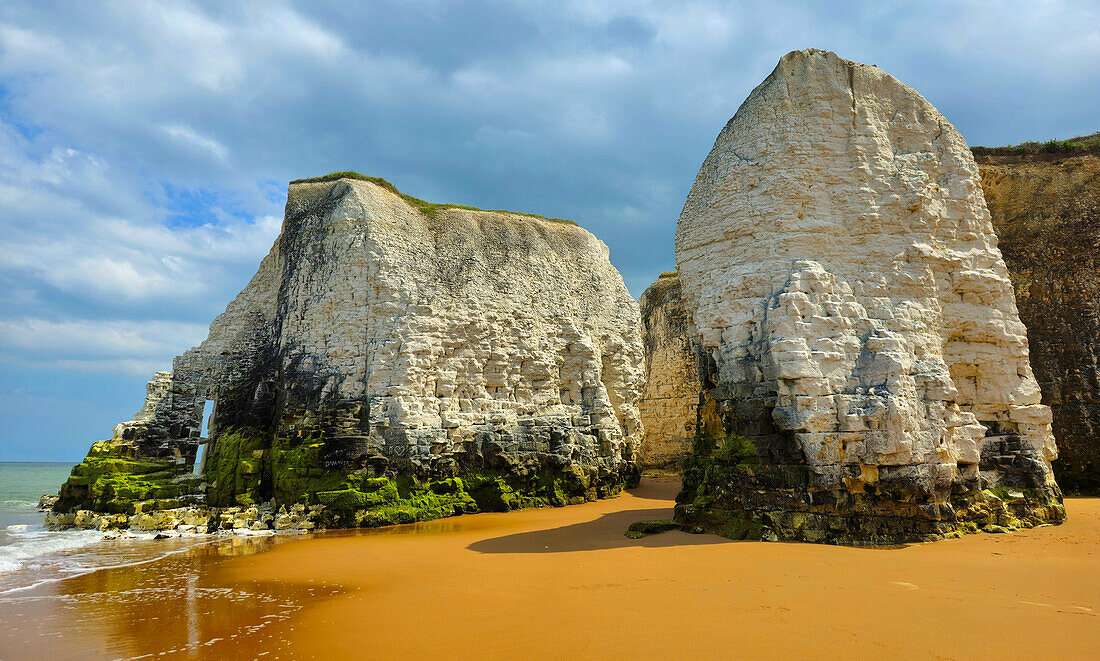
top-left (674, 450), bottom-right (1065, 545)
top-left (670, 379), bottom-right (1065, 546)
top-left (55, 428), bottom-right (640, 530)
top-left (975, 141), bottom-right (1100, 495)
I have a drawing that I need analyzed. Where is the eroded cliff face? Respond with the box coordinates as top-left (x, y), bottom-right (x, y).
top-left (638, 272), bottom-right (698, 469)
top-left (54, 176), bottom-right (643, 531)
top-left (672, 49), bottom-right (1064, 544)
top-left (975, 149), bottom-right (1100, 494)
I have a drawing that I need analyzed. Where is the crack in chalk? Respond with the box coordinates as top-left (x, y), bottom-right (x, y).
top-left (848, 62), bottom-right (857, 129)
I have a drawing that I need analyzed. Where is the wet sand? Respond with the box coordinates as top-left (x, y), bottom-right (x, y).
top-left (1, 476), bottom-right (1097, 660)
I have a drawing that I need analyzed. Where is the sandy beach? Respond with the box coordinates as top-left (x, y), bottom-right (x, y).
top-left (1, 476), bottom-right (1097, 660)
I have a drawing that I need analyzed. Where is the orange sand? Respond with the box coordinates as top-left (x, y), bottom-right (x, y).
top-left (1, 476), bottom-right (1097, 660)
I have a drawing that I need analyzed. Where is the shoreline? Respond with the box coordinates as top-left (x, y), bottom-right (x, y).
top-left (1, 476), bottom-right (1097, 659)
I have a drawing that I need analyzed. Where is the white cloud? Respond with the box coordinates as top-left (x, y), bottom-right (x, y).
top-left (0, 317), bottom-right (209, 368)
top-left (0, 0), bottom-right (1095, 456)
top-left (648, 4), bottom-right (736, 49)
top-left (162, 124), bottom-right (229, 161)
top-left (248, 4), bottom-right (347, 61)
top-left (0, 122), bottom-right (279, 307)
top-left (0, 23), bottom-right (67, 71)
top-left (528, 53), bottom-right (633, 84)
top-left (0, 212), bottom-right (280, 303)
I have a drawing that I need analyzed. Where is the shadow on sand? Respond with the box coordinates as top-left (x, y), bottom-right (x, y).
top-left (617, 476), bottom-right (685, 502)
top-left (467, 507), bottom-right (733, 554)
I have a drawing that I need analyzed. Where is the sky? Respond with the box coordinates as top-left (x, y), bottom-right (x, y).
top-left (1, 1), bottom-right (1098, 461)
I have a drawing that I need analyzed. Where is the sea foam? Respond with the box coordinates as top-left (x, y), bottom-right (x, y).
top-left (0, 529), bottom-right (105, 576)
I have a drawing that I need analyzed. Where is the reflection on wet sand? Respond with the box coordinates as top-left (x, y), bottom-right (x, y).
top-left (1, 476), bottom-right (1097, 660)
top-left (0, 535), bottom-right (343, 659)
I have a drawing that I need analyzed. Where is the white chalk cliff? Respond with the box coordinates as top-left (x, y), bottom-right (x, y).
top-left (274, 179), bottom-right (643, 474)
top-left (55, 176), bottom-right (644, 528)
top-left (674, 49), bottom-right (1064, 543)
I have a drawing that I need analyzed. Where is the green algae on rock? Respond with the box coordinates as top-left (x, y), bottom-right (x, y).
top-left (54, 428), bottom-right (634, 532)
top-left (52, 175), bottom-right (643, 531)
top-left (675, 427), bottom-right (1065, 545)
top-left (55, 441), bottom-right (205, 516)
top-left (624, 519), bottom-right (681, 539)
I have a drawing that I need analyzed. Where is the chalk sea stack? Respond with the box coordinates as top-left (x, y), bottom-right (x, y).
top-left (973, 138), bottom-right (1100, 495)
top-left (52, 175), bottom-right (644, 531)
top-left (637, 271), bottom-right (698, 469)
top-left (672, 49), bottom-right (1065, 543)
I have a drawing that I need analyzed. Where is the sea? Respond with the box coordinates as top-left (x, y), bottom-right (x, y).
top-left (0, 462), bottom-right (321, 656)
top-left (0, 462), bottom-right (222, 596)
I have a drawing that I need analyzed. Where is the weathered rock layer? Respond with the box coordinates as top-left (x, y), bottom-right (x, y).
top-left (672, 49), bottom-right (1064, 544)
top-left (638, 272), bottom-right (698, 469)
top-left (55, 175), bottom-right (643, 531)
top-left (975, 145), bottom-right (1100, 494)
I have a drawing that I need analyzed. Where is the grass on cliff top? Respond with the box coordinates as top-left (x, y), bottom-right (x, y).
top-left (289, 171), bottom-right (577, 225)
top-left (972, 131), bottom-right (1100, 157)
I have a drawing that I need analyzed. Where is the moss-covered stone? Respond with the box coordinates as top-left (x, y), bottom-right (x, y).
top-left (669, 402), bottom-right (1068, 545)
top-left (55, 427), bottom-right (637, 531)
top-left (675, 430), bottom-right (1066, 545)
top-left (204, 428), bottom-right (271, 507)
top-left (625, 519), bottom-right (682, 539)
top-left (306, 469), bottom-right (603, 529)
top-left (55, 441), bottom-right (199, 515)
top-left (260, 430), bottom-right (626, 528)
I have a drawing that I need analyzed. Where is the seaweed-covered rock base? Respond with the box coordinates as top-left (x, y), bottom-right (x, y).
top-left (674, 433), bottom-right (1064, 545)
top-left (52, 429), bottom-right (638, 532)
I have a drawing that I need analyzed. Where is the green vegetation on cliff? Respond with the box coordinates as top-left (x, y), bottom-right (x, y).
top-left (972, 131), bottom-right (1100, 158)
top-left (289, 171), bottom-right (577, 225)
top-left (677, 433), bottom-right (770, 541)
top-left (266, 430), bottom-right (618, 527)
top-left (204, 428), bottom-right (270, 507)
top-left (624, 519), bottom-right (681, 539)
